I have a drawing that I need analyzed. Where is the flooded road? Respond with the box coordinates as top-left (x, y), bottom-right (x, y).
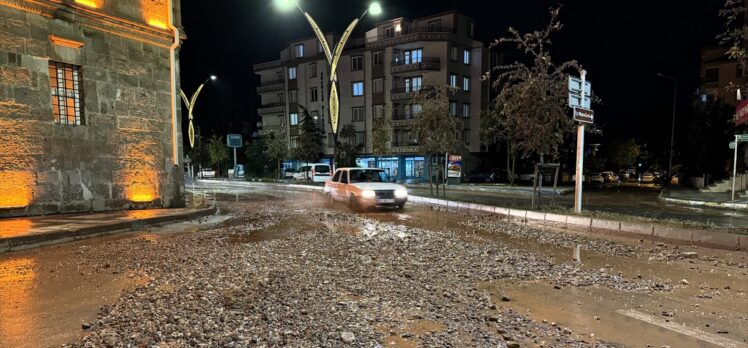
top-left (0, 182), bottom-right (746, 347)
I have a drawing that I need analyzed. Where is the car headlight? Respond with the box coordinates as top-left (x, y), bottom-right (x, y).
top-left (361, 190), bottom-right (376, 198)
top-left (394, 189), bottom-right (408, 198)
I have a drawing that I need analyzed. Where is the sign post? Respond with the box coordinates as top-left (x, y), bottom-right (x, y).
top-left (732, 134), bottom-right (748, 201)
top-left (569, 70), bottom-right (592, 213)
top-left (227, 134), bottom-right (243, 177)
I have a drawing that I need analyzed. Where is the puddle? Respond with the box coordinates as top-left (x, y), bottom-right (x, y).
top-left (375, 319), bottom-right (446, 348)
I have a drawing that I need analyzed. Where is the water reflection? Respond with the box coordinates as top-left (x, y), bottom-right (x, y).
top-left (0, 219), bottom-right (34, 239)
top-left (0, 258), bottom-right (36, 347)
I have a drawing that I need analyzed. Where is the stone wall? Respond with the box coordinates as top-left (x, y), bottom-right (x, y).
top-left (0, 1), bottom-right (184, 217)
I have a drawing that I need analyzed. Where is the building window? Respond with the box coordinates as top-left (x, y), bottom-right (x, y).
top-left (463, 49), bottom-right (471, 64)
top-left (290, 136), bottom-right (299, 148)
top-left (463, 76), bottom-right (471, 91)
top-left (277, 93), bottom-right (285, 103)
top-left (462, 129), bottom-right (470, 144)
top-left (352, 81), bottom-right (364, 96)
top-left (317, 40), bottom-right (324, 53)
top-left (290, 113), bottom-right (299, 126)
top-left (384, 26), bottom-right (394, 38)
top-left (704, 67), bottom-right (719, 83)
top-left (288, 66), bottom-right (297, 80)
top-left (310, 88), bottom-right (318, 102)
top-left (309, 62), bottom-right (317, 78)
top-left (449, 73), bottom-right (457, 88)
top-left (351, 55), bottom-right (363, 71)
top-left (373, 51), bottom-right (384, 66)
top-left (289, 90), bottom-right (298, 103)
top-left (352, 107), bottom-right (364, 122)
top-left (295, 44), bottom-right (304, 58)
top-left (373, 78), bottom-right (384, 93)
top-left (428, 19), bottom-right (442, 32)
top-left (354, 132), bottom-right (365, 147)
top-left (462, 103), bottom-right (471, 118)
top-left (404, 48), bottom-right (422, 64)
top-left (467, 21), bottom-right (475, 37)
top-left (49, 61), bottom-right (84, 125)
top-left (373, 104), bottom-right (384, 118)
top-left (450, 46), bottom-right (458, 62)
top-left (405, 76), bottom-right (422, 92)
top-left (449, 101), bottom-right (457, 116)
top-left (405, 103), bottom-right (421, 118)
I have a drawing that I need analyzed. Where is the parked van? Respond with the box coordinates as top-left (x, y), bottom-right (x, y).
top-left (293, 163), bottom-right (332, 183)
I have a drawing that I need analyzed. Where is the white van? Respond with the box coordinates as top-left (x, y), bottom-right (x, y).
top-left (292, 163), bottom-right (332, 183)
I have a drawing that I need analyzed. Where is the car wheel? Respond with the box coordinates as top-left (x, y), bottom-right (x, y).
top-left (395, 204), bottom-right (405, 210)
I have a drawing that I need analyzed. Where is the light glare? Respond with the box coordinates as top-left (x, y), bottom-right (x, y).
top-left (369, 2), bottom-right (382, 15)
top-left (274, 0), bottom-right (296, 12)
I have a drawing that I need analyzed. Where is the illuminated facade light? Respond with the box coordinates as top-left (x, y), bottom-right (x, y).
top-left (75, 0), bottom-right (100, 8)
top-left (148, 19), bottom-right (168, 29)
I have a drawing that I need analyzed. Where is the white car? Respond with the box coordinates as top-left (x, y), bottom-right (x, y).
top-left (324, 168), bottom-right (408, 210)
top-left (198, 168), bottom-right (216, 178)
top-left (293, 163), bottom-right (332, 183)
top-left (641, 172), bottom-right (655, 183)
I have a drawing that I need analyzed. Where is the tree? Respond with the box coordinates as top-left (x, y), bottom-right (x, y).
top-left (411, 73), bottom-right (462, 195)
top-left (206, 134), bottom-right (229, 177)
top-left (292, 105), bottom-right (323, 166)
top-left (718, 0), bottom-right (747, 68)
top-left (371, 103), bottom-right (393, 162)
top-left (484, 6), bottom-right (580, 163)
top-left (335, 124), bottom-right (360, 167)
top-left (245, 137), bottom-right (269, 178)
top-left (264, 131), bottom-right (288, 180)
top-left (609, 139), bottom-right (641, 170)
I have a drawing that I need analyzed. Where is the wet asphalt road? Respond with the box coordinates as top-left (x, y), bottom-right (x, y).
top-left (0, 182), bottom-right (746, 347)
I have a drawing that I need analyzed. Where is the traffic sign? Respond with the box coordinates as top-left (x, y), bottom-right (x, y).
top-left (568, 76), bottom-right (591, 109)
top-left (227, 134), bottom-right (243, 148)
top-left (737, 134), bottom-right (748, 142)
top-left (573, 107), bottom-right (594, 124)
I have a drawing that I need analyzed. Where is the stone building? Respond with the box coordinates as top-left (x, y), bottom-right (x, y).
top-left (0, 0), bottom-right (185, 217)
top-left (253, 10), bottom-right (488, 183)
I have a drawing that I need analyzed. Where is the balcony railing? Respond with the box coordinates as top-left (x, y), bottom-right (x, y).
top-left (260, 78), bottom-right (285, 86)
top-left (391, 57), bottom-right (440, 74)
top-left (258, 102), bottom-right (285, 114)
top-left (256, 78), bottom-right (285, 93)
top-left (369, 26), bottom-right (453, 43)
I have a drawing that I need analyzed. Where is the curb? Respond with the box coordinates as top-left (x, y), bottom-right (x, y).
top-left (658, 195), bottom-right (748, 210)
top-left (0, 206), bottom-right (217, 253)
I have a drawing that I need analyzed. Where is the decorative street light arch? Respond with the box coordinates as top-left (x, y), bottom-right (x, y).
top-left (180, 75), bottom-right (217, 148)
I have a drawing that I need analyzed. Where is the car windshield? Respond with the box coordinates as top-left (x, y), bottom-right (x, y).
top-left (349, 169), bottom-right (389, 183)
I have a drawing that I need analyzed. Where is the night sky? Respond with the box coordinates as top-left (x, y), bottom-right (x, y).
top-left (180, 0), bottom-right (725, 160)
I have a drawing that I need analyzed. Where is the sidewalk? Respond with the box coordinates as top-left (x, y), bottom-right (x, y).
top-left (659, 187), bottom-right (748, 210)
top-left (0, 206), bottom-right (216, 253)
top-left (405, 183), bottom-right (575, 196)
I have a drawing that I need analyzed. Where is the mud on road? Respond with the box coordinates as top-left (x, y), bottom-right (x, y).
top-left (0, 188), bottom-right (746, 347)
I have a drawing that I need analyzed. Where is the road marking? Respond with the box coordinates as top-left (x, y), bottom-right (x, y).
top-left (616, 309), bottom-right (747, 348)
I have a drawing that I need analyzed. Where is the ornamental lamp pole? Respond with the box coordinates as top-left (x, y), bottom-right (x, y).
top-left (180, 75), bottom-right (217, 149)
top-left (275, 0), bottom-right (382, 169)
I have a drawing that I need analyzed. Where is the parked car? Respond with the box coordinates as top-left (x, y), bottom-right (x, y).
top-left (324, 168), bottom-right (408, 210)
top-left (588, 173), bottom-right (605, 184)
top-left (641, 172), bottom-right (655, 183)
top-left (600, 171), bottom-right (619, 183)
top-left (198, 168), bottom-right (216, 179)
top-left (618, 169), bottom-right (630, 181)
top-left (284, 168), bottom-right (296, 179)
top-left (463, 170), bottom-right (497, 183)
top-left (293, 163), bottom-right (332, 183)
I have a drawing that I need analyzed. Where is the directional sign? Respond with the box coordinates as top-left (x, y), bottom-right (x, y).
top-left (737, 134), bottom-right (748, 142)
top-left (568, 76), bottom-right (592, 109)
top-left (730, 141), bottom-right (736, 149)
top-left (573, 107), bottom-right (594, 124)
top-left (227, 134), bottom-right (243, 148)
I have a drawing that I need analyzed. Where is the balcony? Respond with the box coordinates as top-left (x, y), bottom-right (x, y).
top-left (391, 57), bottom-right (440, 74)
top-left (390, 87), bottom-right (417, 101)
top-left (256, 78), bottom-right (285, 93)
top-left (366, 26), bottom-right (453, 49)
top-left (258, 102), bottom-right (285, 114)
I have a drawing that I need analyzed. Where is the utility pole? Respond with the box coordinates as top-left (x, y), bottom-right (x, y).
top-left (573, 70), bottom-right (587, 213)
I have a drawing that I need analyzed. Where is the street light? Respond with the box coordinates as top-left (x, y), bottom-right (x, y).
top-left (180, 75), bottom-right (217, 149)
top-left (275, 1), bottom-right (382, 168)
top-left (657, 73), bottom-right (677, 182)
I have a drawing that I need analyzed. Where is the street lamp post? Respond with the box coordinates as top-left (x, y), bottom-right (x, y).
top-left (275, 0), bottom-right (381, 169)
top-left (180, 75), bottom-right (217, 149)
top-left (657, 73), bottom-right (677, 182)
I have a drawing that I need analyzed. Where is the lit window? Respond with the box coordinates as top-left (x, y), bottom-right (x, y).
top-left (449, 101), bottom-right (457, 116)
top-left (463, 49), bottom-right (471, 65)
top-left (404, 49), bottom-right (422, 64)
top-left (405, 77), bottom-right (422, 92)
top-left (449, 73), bottom-right (457, 88)
top-left (295, 44), bottom-right (304, 58)
top-left (288, 67), bottom-right (297, 80)
top-left (352, 81), bottom-right (364, 96)
top-left (49, 61), bottom-right (84, 125)
top-left (463, 76), bottom-right (471, 91)
top-left (310, 88), bottom-right (318, 102)
top-left (352, 107), bottom-right (364, 122)
top-left (462, 103), bottom-right (471, 118)
top-left (351, 55), bottom-right (363, 71)
top-left (290, 113), bottom-right (299, 125)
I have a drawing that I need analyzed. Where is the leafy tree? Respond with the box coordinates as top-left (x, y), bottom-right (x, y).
top-left (335, 124), bottom-right (360, 167)
top-left (411, 73), bottom-right (462, 195)
top-left (292, 106), bottom-right (323, 166)
top-left (371, 103), bottom-right (393, 161)
top-left (245, 138), bottom-right (269, 177)
top-left (484, 6), bottom-right (580, 163)
top-left (608, 139), bottom-right (641, 170)
top-left (718, 0), bottom-right (747, 68)
top-left (206, 134), bottom-right (229, 177)
top-left (264, 131), bottom-right (288, 180)
top-left (481, 105), bottom-right (519, 184)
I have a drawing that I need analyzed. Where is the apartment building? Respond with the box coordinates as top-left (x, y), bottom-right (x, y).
top-left (253, 10), bottom-right (487, 183)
